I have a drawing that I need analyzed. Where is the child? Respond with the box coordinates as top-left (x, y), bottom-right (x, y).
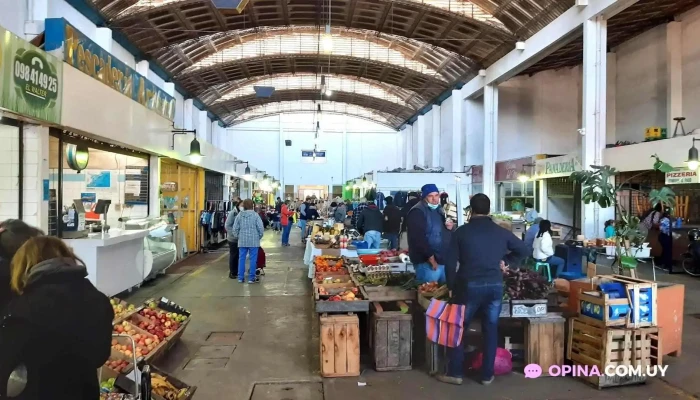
top-left (604, 220), bottom-right (616, 239)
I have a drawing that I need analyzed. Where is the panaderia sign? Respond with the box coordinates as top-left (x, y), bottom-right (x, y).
top-left (44, 18), bottom-right (175, 121)
top-left (534, 153), bottom-right (582, 179)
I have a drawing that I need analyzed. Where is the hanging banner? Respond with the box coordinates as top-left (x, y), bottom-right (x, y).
top-left (534, 153), bottom-right (582, 179)
top-left (0, 25), bottom-right (62, 124)
top-left (44, 18), bottom-right (175, 121)
top-left (471, 165), bottom-right (483, 184)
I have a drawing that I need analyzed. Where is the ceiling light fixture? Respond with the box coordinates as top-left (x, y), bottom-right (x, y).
top-left (321, 25), bottom-right (333, 54)
top-left (686, 138), bottom-right (700, 171)
top-left (243, 162), bottom-right (252, 180)
top-left (517, 163), bottom-right (535, 183)
top-left (171, 128), bottom-right (204, 164)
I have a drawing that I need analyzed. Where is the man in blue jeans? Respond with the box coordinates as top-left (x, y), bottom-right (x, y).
top-left (405, 184), bottom-right (454, 283)
top-left (438, 193), bottom-right (529, 386)
top-left (357, 201), bottom-right (383, 249)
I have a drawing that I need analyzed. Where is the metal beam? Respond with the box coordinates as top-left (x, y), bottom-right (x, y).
top-left (461, 0), bottom-right (639, 99)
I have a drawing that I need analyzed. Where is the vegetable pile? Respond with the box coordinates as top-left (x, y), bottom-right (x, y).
top-left (503, 268), bottom-right (552, 300)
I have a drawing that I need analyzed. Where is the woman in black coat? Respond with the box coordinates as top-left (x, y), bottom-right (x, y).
top-left (0, 236), bottom-right (113, 399)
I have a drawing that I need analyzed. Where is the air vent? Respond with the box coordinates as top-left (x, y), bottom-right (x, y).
top-left (285, 140), bottom-right (292, 146)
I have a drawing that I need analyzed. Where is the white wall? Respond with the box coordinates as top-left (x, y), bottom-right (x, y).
top-left (615, 26), bottom-right (667, 143)
top-left (224, 114), bottom-right (398, 187)
top-left (464, 98), bottom-right (484, 166)
top-left (682, 7), bottom-right (700, 132)
top-left (0, 0), bottom-right (26, 37)
top-left (498, 68), bottom-right (582, 160)
top-left (60, 65), bottom-right (247, 175)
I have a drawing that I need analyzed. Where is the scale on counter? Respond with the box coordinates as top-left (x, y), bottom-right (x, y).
top-left (61, 199), bottom-right (88, 239)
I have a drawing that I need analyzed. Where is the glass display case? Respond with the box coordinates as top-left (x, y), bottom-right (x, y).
top-left (123, 217), bottom-right (178, 280)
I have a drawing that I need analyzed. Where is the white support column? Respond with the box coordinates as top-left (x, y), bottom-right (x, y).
top-left (666, 21), bottom-right (683, 132)
top-left (94, 28), bottom-right (112, 53)
top-left (135, 60), bottom-right (149, 77)
top-left (405, 125), bottom-right (413, 168)
top-left (431, 105), bottom-right (441, 167)
top-left (197, 111), bottom-right (208, 142)
top-left (451, 91), bottom-right (463, 173)
top-left (581, 15), bottom-right (611, 239)
top-left (416, 115), bottom-right (426, 167)
top-left (163, 82), bottom-right (176, 97)
top-left (148, 156), bottom-right (160, 217)
top-left (183, 99), bottom-right (194, 131)
top-left (483, 85), bottom-right (498, 206)
top-left (25, 0), bottom-right (48, 40)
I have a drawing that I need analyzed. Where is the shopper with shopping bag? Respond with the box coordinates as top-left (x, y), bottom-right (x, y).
top-left (436, 193), bottom-right (528, 386)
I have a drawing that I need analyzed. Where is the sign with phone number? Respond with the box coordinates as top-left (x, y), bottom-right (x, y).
top-left (0, 26), bottom-right (62, 124)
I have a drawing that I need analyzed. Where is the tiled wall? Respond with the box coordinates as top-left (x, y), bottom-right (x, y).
top-left (0, 125), bottom-right (21, 221)
top-left (53, 170), bottom-right (149, 227)
top-left (0, 124), bottom-right (45, 229)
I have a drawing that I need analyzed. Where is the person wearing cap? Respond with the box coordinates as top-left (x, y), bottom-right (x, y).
top-left (438, 194), bottom-right (529, 386)
top-left (524, 202), bottom-right (539, 223)
top-left (405, 184), bottom-right (454, 283)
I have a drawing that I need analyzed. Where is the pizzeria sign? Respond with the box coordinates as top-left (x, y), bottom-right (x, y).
top-left (665, 169), bottom-right (700, 185)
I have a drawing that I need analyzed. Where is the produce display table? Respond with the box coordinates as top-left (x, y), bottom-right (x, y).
top-left (304, 240), bottom-right (357, 278)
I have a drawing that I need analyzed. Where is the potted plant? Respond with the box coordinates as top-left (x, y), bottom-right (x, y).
top-left (570, 155), bottom-right (676, 273)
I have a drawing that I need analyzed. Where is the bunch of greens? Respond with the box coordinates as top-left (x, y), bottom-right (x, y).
top-left (503, 268), bottom-right (552, 300)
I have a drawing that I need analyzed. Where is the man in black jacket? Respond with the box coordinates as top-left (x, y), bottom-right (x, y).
top-left (398, 192), bottom-right (420, 249)
top-left (358, 203), bottom-right (384, 249)
top-left (382, 196), bottom-right (402, 250)
top-left (405, 184), bottom-right (454, 283)
top-left (437, 194), bottom-right (528, 386)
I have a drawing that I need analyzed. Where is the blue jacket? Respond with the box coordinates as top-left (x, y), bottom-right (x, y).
top-left (232, 210), bottom-right (264, 248)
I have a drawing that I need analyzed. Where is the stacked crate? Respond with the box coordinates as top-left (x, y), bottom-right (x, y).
top-left (568, 275), bottom-right (662, 388)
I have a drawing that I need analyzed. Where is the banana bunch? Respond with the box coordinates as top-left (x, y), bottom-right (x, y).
top-left (151, 373), bottom-right (187, 399)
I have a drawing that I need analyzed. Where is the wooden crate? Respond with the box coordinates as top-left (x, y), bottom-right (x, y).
top-left (361, 285), bottom-right (416, 302)
top-left (592, 275), bottom-right (657, 328)
top-left (319, 314), bottom-right (361, 377)
top-left (370, 302), bottom-right (413, 371)
top-left (567, 317), bottom-right (662, 389)
top-left (577, 291), bottom-right (631, 328)
top-left (524, 314), bottom-right (565, 377)
top-left (425, 338), bottom-right (447, 375)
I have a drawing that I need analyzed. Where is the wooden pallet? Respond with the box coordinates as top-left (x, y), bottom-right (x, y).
top-left (567, 317), bottom-right (662, 389)
top-left (370, 301), bottom-right (413, 372)
top-left (320, 314), bottom-right (361, 377)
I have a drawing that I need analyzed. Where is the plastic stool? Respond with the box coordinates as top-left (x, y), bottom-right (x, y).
top-left (534, 261), bottom-right (552, 282)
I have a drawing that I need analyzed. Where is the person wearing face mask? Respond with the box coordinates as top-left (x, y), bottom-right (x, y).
top-left (405, 184), bottom-right (454, 284)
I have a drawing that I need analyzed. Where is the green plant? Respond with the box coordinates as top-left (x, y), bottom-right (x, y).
top-left (570, 154), bottom-right (676, 272)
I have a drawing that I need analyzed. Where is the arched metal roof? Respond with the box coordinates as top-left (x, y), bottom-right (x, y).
top-left (215, 89), bottom-right (415, 122)
top-left (226, 100), bottom-right (403, 127)
top-left (85, 0), bottom-right (575, 127)
top-left (198, 73), bottom-right (428, 109)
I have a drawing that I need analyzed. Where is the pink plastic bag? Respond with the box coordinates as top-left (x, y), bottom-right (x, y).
top-left (469, 348), bottom-right (513, 376)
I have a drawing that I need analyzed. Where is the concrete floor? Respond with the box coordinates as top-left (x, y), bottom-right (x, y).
top-left (126, 230), bottom-right (700, 400)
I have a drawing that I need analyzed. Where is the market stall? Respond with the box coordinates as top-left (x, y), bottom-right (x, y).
top-left (100, 297), bottom-right (196, 399)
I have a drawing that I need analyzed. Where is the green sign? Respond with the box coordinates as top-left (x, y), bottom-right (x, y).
top-left (0, 26), bottom-right (62, 123)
